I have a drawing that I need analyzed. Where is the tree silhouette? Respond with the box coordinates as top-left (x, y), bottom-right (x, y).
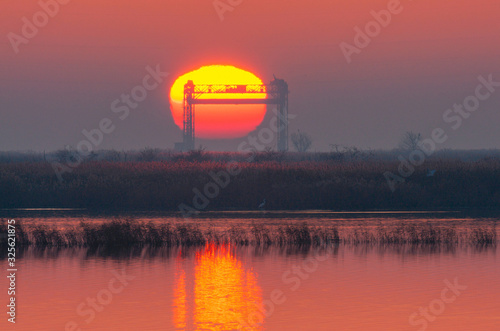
top-left (291, 130), bottom-right (312, 152)
top-left (399, 131), bottom-right (421, 152)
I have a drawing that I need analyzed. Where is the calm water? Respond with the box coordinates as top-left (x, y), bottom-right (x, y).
top-left (1, 212), bottom-right (499, 330)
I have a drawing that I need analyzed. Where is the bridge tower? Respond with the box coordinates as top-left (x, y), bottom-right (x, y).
top-left (180, 77), bottom-right (289, 152)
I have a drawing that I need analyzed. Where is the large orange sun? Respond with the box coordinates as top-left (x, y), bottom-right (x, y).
top-left (169, 65), bottom-right (267, 139)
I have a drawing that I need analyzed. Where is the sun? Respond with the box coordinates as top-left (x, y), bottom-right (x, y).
top-left (169, 65), bottom-right (267, 139)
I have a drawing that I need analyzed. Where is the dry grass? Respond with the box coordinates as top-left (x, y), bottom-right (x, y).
top-left (0, 220), bottom-right (496, 249)
top-left (1, 157), bottom-right (500, 211)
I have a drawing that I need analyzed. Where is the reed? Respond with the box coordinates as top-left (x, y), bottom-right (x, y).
top-left (0, 220), bottom-right (496, 249)
top-left (1, 157), bottom-right (500, 211)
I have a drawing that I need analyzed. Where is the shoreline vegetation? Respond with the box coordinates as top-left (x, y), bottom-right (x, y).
top-left (0, 220), bottom-right (497, 250)
top-left (1, 150), bottom-right (500, 211)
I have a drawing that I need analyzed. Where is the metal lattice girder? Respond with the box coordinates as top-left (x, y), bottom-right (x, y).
top-left (182, 78), bottom-right (289, 152)
top-left (192, 84), bottom-right (269, 96)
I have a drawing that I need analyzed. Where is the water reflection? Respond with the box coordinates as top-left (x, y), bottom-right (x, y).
top-left (1, 241), bottom-right (499, 330)
top-left (2, 241), bottom-right (495, 261)
top-left (174, 243), bottom-right (263, 330)
top-left (174, 259), bottom-right (187, 330)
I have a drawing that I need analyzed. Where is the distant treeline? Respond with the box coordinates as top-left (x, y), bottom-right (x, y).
top-left (2, 148), bottom-right (500, 163)
top-left (0, 150), bottom-right (499, 211)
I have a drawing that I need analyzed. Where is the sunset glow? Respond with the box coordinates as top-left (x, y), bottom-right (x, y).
top-left (173, 244), bottom-right (263, 330)
top-left (3, 0), bottom-right (500, 329)
top-left (169, 65), bottom-right (267, 139)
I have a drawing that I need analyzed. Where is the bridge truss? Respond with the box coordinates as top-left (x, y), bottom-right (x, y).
top-left (180, 78), bottom-right (289, 151)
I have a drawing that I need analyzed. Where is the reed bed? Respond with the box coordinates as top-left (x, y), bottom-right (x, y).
top-left (1, 157), bottom-right (500, 211)
top-left (0, 220), bottom-right (496, 249)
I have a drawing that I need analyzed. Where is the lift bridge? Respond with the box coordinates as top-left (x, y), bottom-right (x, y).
top-left (176, 77), bottom-right (289, 152)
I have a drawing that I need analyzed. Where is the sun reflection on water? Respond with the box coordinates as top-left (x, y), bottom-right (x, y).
top-left (173, 243), bottom-right (263, 330)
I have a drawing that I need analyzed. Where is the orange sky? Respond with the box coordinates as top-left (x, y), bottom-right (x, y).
top-left (1, 0), bottom-right (499, 150)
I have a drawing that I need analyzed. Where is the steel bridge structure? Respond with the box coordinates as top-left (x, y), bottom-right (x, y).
top-left (180, 77), bottom-right (289, 152)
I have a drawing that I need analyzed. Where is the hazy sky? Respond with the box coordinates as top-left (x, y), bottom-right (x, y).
top-left (1, 0), bottom-right (499, 152)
